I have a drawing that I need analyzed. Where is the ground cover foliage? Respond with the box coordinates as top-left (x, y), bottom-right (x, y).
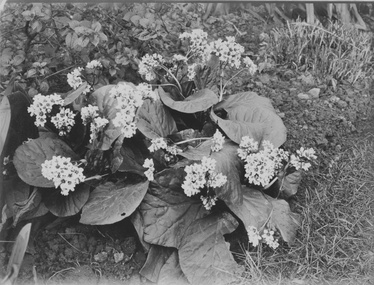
top-left (0, 3), bottom-right (373, 285)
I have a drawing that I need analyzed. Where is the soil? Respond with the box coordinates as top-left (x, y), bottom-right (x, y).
top-left (1, 6), bottom-right (374, 285)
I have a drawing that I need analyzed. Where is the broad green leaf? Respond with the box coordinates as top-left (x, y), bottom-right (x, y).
top-left (110, 134), bottom-right (125, 173)
top-left (13, 188), bottom-right (48, 226)
top-left (139, 168), bottom-right (208, 247)
top-left (63, 82), bottom-right (89, 106)
top-left (137, 98), bottom-right (178, 139)
top-left (178, 212), bottom-right (242, 285)
top-left (80, 180), bottom-right (149, 225)
top-left (212, 92), bottom-right (287, 147)
top-left (159, 87), bottom-right (218, 113)
top-left (139, 245), bottom-right (174, 283)
top-left (226, 186), bottom-right (272, 230)
top-left (268, 198), bottom-right (301, 244)
top-left (0, 96), bottom-right (10, 156)
top-left (131, 210), bottom-right (151, 252)
top-left (117, 144), bottom-right (146, 176)
top-left (178, 139), bottom-right (212, 161)
top-left (158, 250), bottom-right (189, 285)
top-left (13, 137), bottom-right (79, 188)
top-left (44, 184), bottom-right (90, 217)
top-left (277, 170), bottom-right (302, 198)
top-left (3, 176), bottom-right (31, 217)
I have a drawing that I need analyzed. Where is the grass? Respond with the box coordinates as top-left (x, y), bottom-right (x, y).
top-left (238, 134), bottom-right (374, 284)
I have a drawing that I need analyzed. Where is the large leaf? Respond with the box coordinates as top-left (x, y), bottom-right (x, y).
top-left (179, 139), bottom-right (244, 205)
top-left (268, 198), bottom-right (301, 244)
top-left (80, 180), bottom-right (149, 225)
top-left (227, 186), bottom-right (300, 244)
top-left (137, 98), bottom-right (178, 139)
top-left (117, 144), bottom-right (146, 176)
top-left (44, 183), bottom-right (90, 217)
top-left (158, 250), bottom-right (189, 285)
top-left (226, 186), bottom-right (272, 230)
top-left (0, 96), bottom-right (10, 155)
top-left (211, 92), bottom-right (287, 147)
top-left (178, 212), bottom-right (242, 285)
top-left (139, 168), bottom-right (208, 248)
top-left (63, 82), bottom-right (89, 106)
top-left (139, 245), bottom-right (174, 283)
top-left (13, 188), bottom-right (49, 225)
top-left (13, 137), bottom-right (79, 188)
top-left (159, 87), bottom-right (218, 113)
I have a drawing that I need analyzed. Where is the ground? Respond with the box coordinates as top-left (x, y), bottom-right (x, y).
top-left (1, 7), bottom-right (374, 285)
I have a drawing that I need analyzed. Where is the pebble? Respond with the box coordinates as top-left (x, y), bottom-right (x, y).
top-left (308, 88), bottom-right (320, 99)
top-left (337, 100), bottom-right (348, 108)
top-left (297, 93), bottom-right (310, 100)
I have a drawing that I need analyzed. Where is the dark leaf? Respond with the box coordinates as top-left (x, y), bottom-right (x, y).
top-left (80, 180), bottom-right (149, 225)
top-left (159, 87), bottom-right (218, 114)
top-left (13, 137), bottom-right (79, 188)
top-left (139, 245), bottom-right (174, 283)
top-left (277, 170), bottom-right (302, 198)
top-left (110, 134), bottom-right (125, 173)
top-left (63, 82), bottom-right (89, 106)
top-left (139, 168), bottom-right (208, 247)
top-left (117, 144), bottom-right (146, 176)
top-left (158, 250), bottom-right (189, 285)
top-left (0, 96), bottom-right (10, 156)
top-left (44, 183), bottom-right (90, 217)
top-left (212, 92), bottom-right (287, 147)
top-left (178, 212), bottom-right (242, 285)
top-left (137, 97), bottom-right (178, 139)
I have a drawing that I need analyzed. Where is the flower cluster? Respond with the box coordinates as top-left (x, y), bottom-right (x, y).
top-left (67, 67), bottom-right (84, 89)
top-left (86, 60), bottom-right (102, 69)
top-left (290, 147), bottom-right (317, 171)
top-left (211, 130), bottom-right (225, 152)
top-left (247, 226), bottom-right (279, 249)
top-left (137, 83), bottom-right (159, 101)
top-left (179, 29), bottom-right (209, 59)
top-left (50, 108), bottom-right (76, 136)
top-left (209, 36), bottom-right (245, 68)
top-left (238, 138), bottom-right (289, 187)
top-left (27, 94), bottom-right (64, 127)
top-left (41, 156), bottom-right (85, 196)
top-left (143, 158), bottom-right (155, 181)
top-left (148, 137), bottom-right (180, 156)
top-left (110, 83), bottom-right (144, 138)
top-left (138, 54), bottom-right (165, 81)
top-left (182, 157), bottom-right (227, 210)
top-left (243, 57), bottom-right (258, 75)
top-left (80, 105), bottom-right (109, 143)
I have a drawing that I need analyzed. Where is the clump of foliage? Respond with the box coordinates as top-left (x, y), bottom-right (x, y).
top-left (1, 3), bottom-right (318, 284)
top-left (260, 20), bottom-right (373, 84)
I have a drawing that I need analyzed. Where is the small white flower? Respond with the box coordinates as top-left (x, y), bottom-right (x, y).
top-left (187, 63), bottom-right (197, 80)
top-left (243, 57), bottom-right (257, 75)
top-left (173, 54), bottom-right (188, 62)
top-left (86, 60), bottom-right (102, 69)
top-left (28, 93), bottom-right (64, 127)
top-left (81, 105), bottom-right (99, 125)
top-left (143, 158), bottom-right (155, 181)
top-left (200, 195), bottom-right (218, 210)
top-left (247, 226), bottom-right (261, 247)
top-left (261, 229), bottom-right (279, 249)
top-left (211, 129), bottom-right (225, 152)
top-left (148, 138), bottom-right (168, 152)
top-left (138, 53), bottom-right (165, 81)
top-left (41, 156), bottom-right (85, 196)
top-left (67, 67), bottom-right (84, 89)
top-left (209, 36), bottom-right (244, 68)
top-left (50, 107), bottom-right (76, 136)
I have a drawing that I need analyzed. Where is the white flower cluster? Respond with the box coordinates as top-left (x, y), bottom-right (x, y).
top-left (211, 129), bottom-right (225, 152)
top-left (148, 137), bottom-right (179, 156)
top-left (138, 53), bottom-right (165, 81)
top-left (173, 54), bottom-right (188, 62)
top-left (238, 137), bottom-right (288, 187)
top-left (86, 60), bottom-right (102, 69)
top-left (80, 105), bottom-right (109, 143)
top-left (110, 83), bottom-right (145, 138)
top-left (27, 94), bottom-right (64, 127)
top-left (247, 226), bottom-right (279, 249)
top-left (50, 108), bottom-right (76, 136)
top-left (209, 36), bottom-right (245, 68)
top-left (187, 63), bottom-right (197, 80)
top-left (290, 147), bottom-right (317, 171)
top-left (143, 158), bottom-right (155, 181)
top-left (179, 29), bottom-right (209, 59)
top-left (200, 195), bottom-right (218, 211)
top-left (243, 57), bottom-right (258, 75)
top-left (67, 67), bottom-right (84, 89)
top-left (136, 83), bottom-right (159, 101)
top-left (41, 156), bottom-right (85, 196)
top-left (182, 157), bottom-right (227, 210)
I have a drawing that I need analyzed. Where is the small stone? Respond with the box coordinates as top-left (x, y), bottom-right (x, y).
top-left (114, 252), bottom-right (124, 263)
top-left (337, 100), bottom-right (348, 108)
top-left (258, 74), bottom-right (270, 84)
top-left (94, 251), bottom-right (108, 262)
top-left (299, 73), bottom-right (315, 86)
top-left (255, 81), bottom-right (263, 88)
top-left (297, 93), bottom-right (310, 100)
top-left (308, 88), bottom-right (320, 99)
top-left (329, 95), bottom-right (340, 103)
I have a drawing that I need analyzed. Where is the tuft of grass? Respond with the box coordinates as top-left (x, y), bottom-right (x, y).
top-left (264, 20), bottom-right (373, 84)
top-left (238, 135), bottom-right (374, 284)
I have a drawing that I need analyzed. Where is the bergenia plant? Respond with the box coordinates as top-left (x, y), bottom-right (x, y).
top-left (8, 29), bottom-right (316, 284)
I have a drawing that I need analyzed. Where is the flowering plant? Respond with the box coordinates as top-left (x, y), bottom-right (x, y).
top-left (2, 29), bottom-right (316, 284)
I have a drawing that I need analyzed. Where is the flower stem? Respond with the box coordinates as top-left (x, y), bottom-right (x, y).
top-left (174, 137), bottom-right (211, 145)
top-left (159, 65), bottom-right (184, 97)
top-left (84, 173), bottom-right (108, 182)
